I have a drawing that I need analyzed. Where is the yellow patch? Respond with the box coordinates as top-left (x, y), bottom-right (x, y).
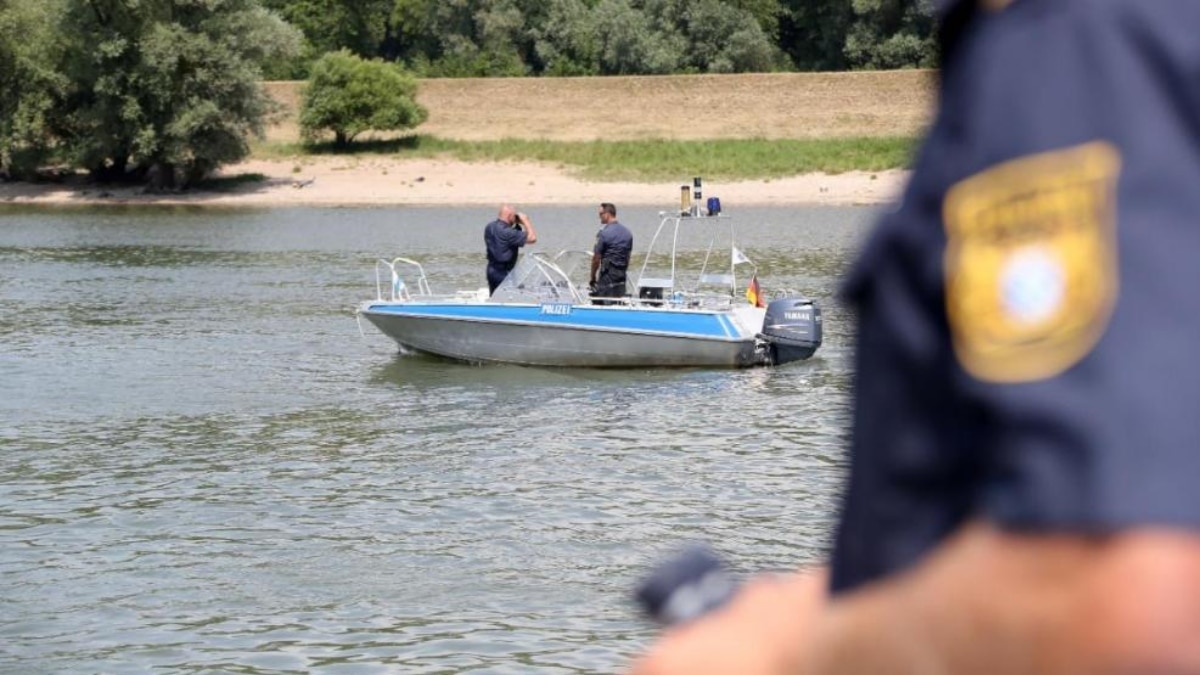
top-left (943, 142), bottom-right (1121, 383)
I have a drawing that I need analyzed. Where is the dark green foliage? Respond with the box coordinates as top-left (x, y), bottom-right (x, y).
top-left (594, 0), bottom-right (685, 75)
top-left (843, 0), bottom-right (937, 69)
top-left (778, 0), bottom-right (856, 70)
top-left (299, 50), bottom-right (428, 147)
top-left (533, 0), bottom-right (602, 76)
top-left (669, 0), bottom-right (782, 73)
top-left (259, 0), bottom-right (393, 77)
top-left (260, 0), bottom-right (391, 56)
top-left (1, 0), bottom-right (938, 182)
top-left (390, 0), bottom-right (531, 77)
top-left (252, 0), bottom-right (936, 76)
top-left (0, 0), bottom-right (68, 178)
top-left (176, 0), bottom-right (942, 78)
top-left (0, 0), bottom-right (301, 186)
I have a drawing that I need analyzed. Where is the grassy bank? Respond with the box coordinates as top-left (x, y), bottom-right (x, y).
top-left (256, 71), bottom-right (932, 181)
top-left (251, 135), bottom-right (918, 182)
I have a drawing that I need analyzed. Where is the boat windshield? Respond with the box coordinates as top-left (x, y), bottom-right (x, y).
top-left (490, 252), bottom-right (588, 304)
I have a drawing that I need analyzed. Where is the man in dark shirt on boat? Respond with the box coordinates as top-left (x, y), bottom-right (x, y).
top-left (590, 203), bottom-right (633, 303)
top-left (484, 204), bottom-right (537, 295)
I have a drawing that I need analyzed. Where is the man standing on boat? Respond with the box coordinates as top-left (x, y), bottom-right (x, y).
top-left (590, 202), bottom-right (633, 303)
top-left (484, 204), bottom-right (537, 295)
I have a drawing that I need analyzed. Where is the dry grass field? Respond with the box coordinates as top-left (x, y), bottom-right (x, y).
top-left (1, 72), bottom-right (934, 206)
top-left (261, 70), bottom-right (936, 143)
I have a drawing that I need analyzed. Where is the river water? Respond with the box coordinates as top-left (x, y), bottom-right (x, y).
top-left (0, 203), bottom-right (880, 674)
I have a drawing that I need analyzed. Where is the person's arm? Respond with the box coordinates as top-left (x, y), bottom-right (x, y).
top-left (591, 234), bottom-right (604, 286)
top-left (815, 522), bottom-right (1200, 674)
top-left (516, 212), bottom-right (537, 244)
top-left (630, 521), bottom-right (1200, 675)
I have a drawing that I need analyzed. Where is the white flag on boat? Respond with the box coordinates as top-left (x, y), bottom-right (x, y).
top-left (392, 272), bottom-right (406, 298)
top-left (731, 247), bottom-right (752, 266)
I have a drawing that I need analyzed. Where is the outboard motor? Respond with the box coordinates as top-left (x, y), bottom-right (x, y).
top-left (757, 297), bottom-right (822, 365)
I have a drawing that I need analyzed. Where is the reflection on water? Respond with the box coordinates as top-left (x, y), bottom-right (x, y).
top-left (0, 204), bottom-right (879, 673)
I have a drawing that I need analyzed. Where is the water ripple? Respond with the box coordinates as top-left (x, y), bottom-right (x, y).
top-left (0, 204), bottom-right (877, 673)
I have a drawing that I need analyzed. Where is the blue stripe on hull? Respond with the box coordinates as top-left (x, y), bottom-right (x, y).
top-left (364, 303), bottom-right (744, 340)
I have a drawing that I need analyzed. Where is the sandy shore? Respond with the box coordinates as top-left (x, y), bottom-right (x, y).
top-left (0, 157), bottom-right (909, 208)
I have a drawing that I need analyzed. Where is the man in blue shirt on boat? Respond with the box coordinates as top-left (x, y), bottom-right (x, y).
top-left (590, 202), bottom-right (633, 303)
top-left (484, 204), bottom-right (537, 295)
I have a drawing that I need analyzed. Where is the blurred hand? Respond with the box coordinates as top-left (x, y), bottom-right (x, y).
top-left (629, 569), bottom-right (828, 675)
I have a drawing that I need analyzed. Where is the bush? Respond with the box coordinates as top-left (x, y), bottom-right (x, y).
top-left (299, 50), bottom-right (428, 147)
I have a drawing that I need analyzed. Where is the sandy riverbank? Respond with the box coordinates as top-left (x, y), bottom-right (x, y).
top-left (2, 71), bottom-right (930, 209)
top-left (0, 157), bottom-right (909, 208)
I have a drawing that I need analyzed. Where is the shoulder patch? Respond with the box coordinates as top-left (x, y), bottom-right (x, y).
top-left (943, 141), bottom-right (1121, 383)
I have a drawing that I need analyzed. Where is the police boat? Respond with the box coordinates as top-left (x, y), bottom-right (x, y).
top-left (356, 197), bottom-right (822, 368)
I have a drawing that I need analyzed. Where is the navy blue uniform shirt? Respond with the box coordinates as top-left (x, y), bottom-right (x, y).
top-left (832, 0), bottom-right (1200, 593)
top-left (484, 218), bottom-right (528, 292)
top-left (594, 221), bottom-right (633, 277)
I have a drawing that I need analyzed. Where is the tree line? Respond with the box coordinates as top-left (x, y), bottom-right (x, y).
top-left (261, 0), bottom-right (938, 78)
top-left (0, 0), bottom-right (936, 187)
top-left (1, 0), bottom-right (303, 185)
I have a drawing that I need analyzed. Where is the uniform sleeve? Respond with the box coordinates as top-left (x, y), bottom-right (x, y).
top-left (832, 0), bottom-right (1200, 593)
top-left (832, 115), bottom-right (984, 592)
top-left (503, 225), bottom-right (528, 248)
top-left (940, 0), bottom-right (1200, 532)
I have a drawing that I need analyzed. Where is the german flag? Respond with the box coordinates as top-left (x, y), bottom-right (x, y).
top-left (746, 274), bottom-right (765, 308)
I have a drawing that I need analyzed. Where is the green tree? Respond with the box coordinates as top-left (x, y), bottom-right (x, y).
top-left (392, 0), bottom-right (529, 77)
top-left (299, 50), bottom-right (428, 147)
top-left (776, 0), bottom-right (934, 71)
top-left (531, 0), bottom-right (601, 76)
top-left (778, 0), bottom-right (855, 71)
top-left (669, 0), bottom-right (783, 73)
top-left (727, 0), bottom-right (785, 39)
top-left (0, 0), bottom-right (68, 178)
top-left (259, 0), bottom-right (392, 77)
top-left (43, 0), bottom-right (301, 186)
top-left (261, 0), bottom-right (391, 55)
top-left (389, 0), bottom-right (438, 62)
top-left (601, 0), bottom-right (781, 74)
top-left (593, 0), bottom-right (683, 75)
top-left (256, 0), bottom-right (935, 75)
top-left (843, 0), bottom-right (937, 69)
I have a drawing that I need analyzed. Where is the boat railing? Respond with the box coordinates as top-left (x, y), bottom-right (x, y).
top-left (375, 257), bottom-right (432, 301)
top-left (550, 250), bottom-right (595, 282)
top-left (765, 286), bottom-right (811, 302)
top-left (534, 253), bottom-right (588, 303)
top-left (491, 252), bottom-right (588, 304)
top-left (697, 273), bottom-right (735, 287)
top-left (687, 272), bottom-right (740, 307)
top-left (632, 211), bottom-right (751, 306)
top-left (677, 289), bottom-right (737, 310)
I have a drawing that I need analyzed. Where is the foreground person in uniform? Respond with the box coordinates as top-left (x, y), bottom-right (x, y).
top-left (484, 204), bottom-right (537, 295)
top-left (630, 0), bottom-right (1200, 673)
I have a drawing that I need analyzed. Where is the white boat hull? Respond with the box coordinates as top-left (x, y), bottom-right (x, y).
top-left (359, 301), bottom-right (765, 368)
